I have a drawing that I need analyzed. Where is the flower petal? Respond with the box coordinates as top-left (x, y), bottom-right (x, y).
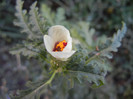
top-left (48, 25), bottom-right (70, 42)
top-left (50, 51), bottom-right (76, 60)
top-left (43, 35), bottom-right (54, 53)
top-left (63, 37), bottom-right (72, 52)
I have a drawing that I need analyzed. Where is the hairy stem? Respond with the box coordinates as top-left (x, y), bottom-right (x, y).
top-left (23, 71), bottom-right (57, 99)
top-left (34, 71), bottom-right (57, 92)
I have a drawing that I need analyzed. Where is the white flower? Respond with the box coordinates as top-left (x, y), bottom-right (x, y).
top-left (43, 25), bottom-right (76, 61)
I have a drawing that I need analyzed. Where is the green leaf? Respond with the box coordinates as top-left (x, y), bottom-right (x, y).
top-left (11, 71), bottom-right (57, 99)
top-left (91, 80), bottom-right (104, 88)
top-left (55, 7), bottom-right (66, 24)
top-left (41, 4), bottom-right (54, 25)
top-left (78, 22), bottom-right (95, 46)
top-left (67, 70), bottom-right (105, 86)
top-left (66, 22), bottom-right (127, 87)
top-left (100, 22), bottom-right (127, 59)
top-left (111, 22), bottom-right (127, 52)
top-left (14, 0), bottom-right (33, 39)
top-left (10, 80), bottom-right (47, 99)
top-left (29, 1), bottom-right (45, 35)
top-left (10, 44), bottom-right (38, 58)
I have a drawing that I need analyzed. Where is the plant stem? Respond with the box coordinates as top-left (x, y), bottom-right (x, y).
top-left (46, 70), bottom-right (57, 84)
top-left (24, 71), bottom-right (57, 98)
top-left (86, 55), bottom-right (98, 64)
top-left (36, 71), bottom-right (57, 90)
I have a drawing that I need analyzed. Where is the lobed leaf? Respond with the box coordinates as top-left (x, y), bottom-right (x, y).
top-left (14, 0), bottom-right (33, 38)
top-left (100, 22), bottom-right (127, 59)
top-left (67, 70), bottom-right (105, 86)
top-left (29, 1), bottom-right (45, 35)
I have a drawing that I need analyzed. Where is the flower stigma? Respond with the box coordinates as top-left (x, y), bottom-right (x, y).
top-left (53, 40), bottom-right (67, 52)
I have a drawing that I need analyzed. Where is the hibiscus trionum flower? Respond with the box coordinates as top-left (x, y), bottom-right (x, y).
top-left (44, 25), bottom-right (76, 61)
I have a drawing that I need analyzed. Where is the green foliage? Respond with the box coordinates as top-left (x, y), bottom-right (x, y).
top-left (11, 71), bottom-right (56, 99)
top-left (100, 22), bottom-right (127, 59)
top-left (11, 0), bottom-right (46, 58)
top-left (29, 2), bottom-right (45, 35)
top-left (10, 43), bottom-right (39, 58)
top-left (70, 22), bottom-right (95, 48)
top-left (77, 22), bottom-right (95, 46)
top-left (14, 0), bottom-right (45, 39)
top-left (65, 22), bottom-right (127, 90)
top-left (41, 4), bottom-right (67, 26)
top-left (41, 4), bottom-right (54, 25)
top-left (10, 0), bottom-right (127, 98)
top-left (14, 0), bottom-right (33, 38)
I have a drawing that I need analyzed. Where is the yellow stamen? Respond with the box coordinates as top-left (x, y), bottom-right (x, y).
top-left (53, 40), bottom-right (67, 52)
